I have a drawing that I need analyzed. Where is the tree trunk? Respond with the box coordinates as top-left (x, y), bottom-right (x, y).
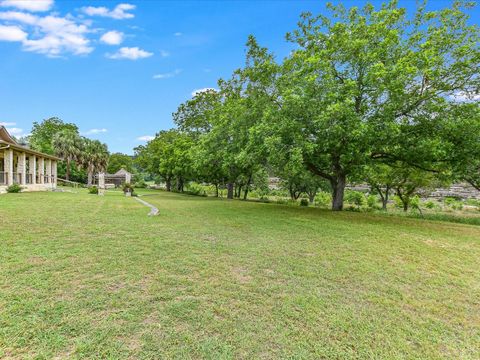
top-left (215, 183), bottom-right (219, 197)
top-left (87, 171), bottom-right (93, 187)
top-left (236, 185), bottom-right (242, 198)
top-left (65, 159), bottom-right (70, 181)
top-left (330, 175), bottom-right (346, 211)
top-left (308, 192), bottom-right (316, 204)
top-left (166, 178), bottom-right (171, 192)
top-left (176, 177), bottom-right (184, 192)
top-left (227, 182), bottom-right (234, 199)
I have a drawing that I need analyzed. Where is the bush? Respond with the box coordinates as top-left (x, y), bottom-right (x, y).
top-left (344, 190), bottom-right (366, 207)
top-left (424, 200), bottom-right (436, 209)
top-left (444, 196), bottom-right (463, 210)
top-left (88, 186), bottom-right (98, 194)
top-left (366, 194), bottom-right (379, 209)
top-left (185, 182), bottom-right (203, 196)
top-left (133, 179), bottom-right (147, 188)
top-left (300, 198), bottom-right (309, 207)
top-left (6, 183), bottom-right (22, 193)
top-left (315, 191), bottom-right (331, 207)
top-left (122, 183), bottom-right (135, 195)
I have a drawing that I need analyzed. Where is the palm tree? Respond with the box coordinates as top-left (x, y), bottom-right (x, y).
top-left (81, 138), bottom-right (109, 186)
top-left (52, 130), bottom-right (83, 181)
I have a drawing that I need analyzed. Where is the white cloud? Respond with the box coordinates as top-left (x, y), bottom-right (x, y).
top-left (107, 46), bottom-right (152, 60)
top-left (0, 24), bottom-right (27, 41)
top-left (0, 10), bottom-right (37, 24)
top-left (137, 135), bottom-right (154, 141)
top-left (100, 30), bottom-right (123, 45)
top-left (191, 87), bottom-right (218, 97)
top-left (174, 32), bottom-right (182, 36)
top-left (0, 0), bottom-right (53, 12)
top-left (153, 69), bottom-right (182, 79)
top-left (83, 128), bottom-right (108, 135)
top-left (0, 11), bottom-right (93, 56)
top-left (0, 121), bottom-right (16, 126)
top-left (82, 3), bottom-right (135, 20)
top-left (159, 49), bottom-right (169, 57)
top-left (6, 127), bottom-right (23, 136)
top-left (450, 91), bottom-right (480, 102)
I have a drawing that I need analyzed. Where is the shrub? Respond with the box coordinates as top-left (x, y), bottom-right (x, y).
top-left (6, 183), bottom-right (22, 193)
top-left (300, 198), bottom-right (309, 207)
top-left (366, 194), bottom-right (379, 209)
top-left (444, 197), bottom-right (463, 210)
top-left (122, 183), bottom-right (135, 195)
top-left (133, 179), bottom-right (147, 188)
top-left (88, 186), bottom-right (98, 194)
top-left (344, 190), bottom-right (366, 207)
top-left (185, 182), bottom-right (203, 196)
top-left (315, 191), bottom-right (331, 207)
top-left (424, 200), bottom-right (436, 209)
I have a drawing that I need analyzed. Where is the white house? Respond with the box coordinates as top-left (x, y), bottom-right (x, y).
top-left (0, 126), bottom-right (60, 193)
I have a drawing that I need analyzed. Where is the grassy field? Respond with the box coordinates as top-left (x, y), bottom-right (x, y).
top-left (1, 190), bottom-right (479, 359)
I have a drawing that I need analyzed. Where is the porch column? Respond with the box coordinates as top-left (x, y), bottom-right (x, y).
top-left (29, 155), bottom-right (36, 185)
top-left (38, 157), bottom-right (45, 184)
top-left (45, 159), bottom-right (52, 184)
top-left (52, 161), bottom-right (57, 187)
top-left (4, 149), bottom-right (13, 185)
top-left (19, 152), bottom-right (26, 185)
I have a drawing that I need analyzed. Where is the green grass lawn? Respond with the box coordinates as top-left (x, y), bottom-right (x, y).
top-left (1, 190), bottom-right (479, 359)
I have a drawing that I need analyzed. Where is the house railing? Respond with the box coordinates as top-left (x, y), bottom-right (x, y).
top-left (0, 172), bottom-right (8, 185)
top-left (12, 173), bottom-right (22, 184)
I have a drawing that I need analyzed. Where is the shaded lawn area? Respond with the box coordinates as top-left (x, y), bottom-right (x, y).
top-left (0, 190), bottom-right (479, 359)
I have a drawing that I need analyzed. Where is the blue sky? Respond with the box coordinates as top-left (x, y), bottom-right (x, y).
top-left (0, 0), bottom-right (478, 154)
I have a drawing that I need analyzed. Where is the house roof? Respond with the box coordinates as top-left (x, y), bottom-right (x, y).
top-left (114, 168), bottom-right (131, 176)
top-left (0, 126), bottom-right (61, 160)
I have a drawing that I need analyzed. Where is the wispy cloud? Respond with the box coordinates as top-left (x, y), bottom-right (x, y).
top-left (6, 127), bottom-right (24, 136)
top-left (82, 3), bottom-right (135, 20)
top-left (153, 69), bottom-right (182, 79)
top-left (0, 0), bottom-right (53, 12)
top-left (82, 128), bottom-right (108, 135)
top-left (191, 87), bottom-right (217, 97)
top-left (0, 121), bottom-right (16, 126)
top-left (137, 135), bottom-right (154, 141)
top-left (100, 30), bottom-right (123, 45)
top-left (0, 11), bottom-right (92, 57)
top-left (159, 49), bottom-right (170, 57)
top-left (174, 32), bottom-right (182, 36)
top-left (107, 47), bottom-right (153, 60)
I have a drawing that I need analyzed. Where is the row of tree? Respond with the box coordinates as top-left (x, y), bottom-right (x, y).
top-left (135, 1), bottom-right (480, 211)
top-left (28, 117), bottom-right (109, 185)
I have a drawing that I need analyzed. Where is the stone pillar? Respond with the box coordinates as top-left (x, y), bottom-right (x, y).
top-left (38, 157), bottom-right (45, 184)
top-left (4, 149), bottom-right (13, 185)
top-left (18, 152), bottom-right (26, 185)
top-left (98, 172), bottom-right (105, 196)
top-left (29, 155), bottom-right (36, 185)
top-left (125, 172), bottom-right (131, 184)
top-left (45, 159), bottom-right (52, 184)
top-left (52, 161), bottom-right (57, 187)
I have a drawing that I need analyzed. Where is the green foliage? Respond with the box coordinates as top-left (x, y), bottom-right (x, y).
top-left (344, 190), bottom-right (367, 207)
top-left (444, 197), bottom-right (464, 210)
top-left (122, 183), bottom-right (134, 195)
top-left (107, 153), bottom-right (134, 174)
top-left (315, 191), bottom-right (332, 208)
top-left (367, 195), bottom-right (379, 209)
top-left (184, 182), bottom-right (205, 196)
top-left (424, 200), bottom-right (437, 210)
top-left (300, 198), bottom-right (309, 207)
top-left (6, 183), bottom-right (22, 193)
top-left (88, 186), bottom-right (98, 195)
top-left (29, 117), bottom-right (79, 155)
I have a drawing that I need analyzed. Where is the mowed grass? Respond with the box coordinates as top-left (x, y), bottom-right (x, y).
top-left (0, 190), bottom-right (479, 359)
